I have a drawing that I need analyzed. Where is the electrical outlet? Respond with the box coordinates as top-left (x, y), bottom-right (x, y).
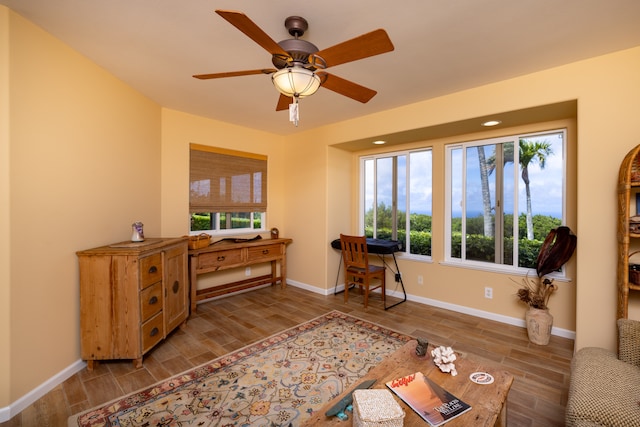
top-left (484, 287), bottom-right (493, 299)
top-left (245, 267), bottom-right (251, 276)
top-left (417, 275), bottom-right (423, 285)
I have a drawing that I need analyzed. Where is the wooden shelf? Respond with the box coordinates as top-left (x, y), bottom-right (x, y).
top-left (617, 144), bottom-right (640, 320)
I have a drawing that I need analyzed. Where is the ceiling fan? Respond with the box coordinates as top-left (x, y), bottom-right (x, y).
top-left (193, 10), bottom-right (394, 123)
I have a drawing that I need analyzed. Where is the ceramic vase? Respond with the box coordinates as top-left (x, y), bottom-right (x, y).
top-left (525, 307), bottom-right (553, 345)
top-left (131, 221), bottom-right (145, 242)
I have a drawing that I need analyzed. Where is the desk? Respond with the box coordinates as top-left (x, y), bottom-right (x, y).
top-left (330, 238), bottom-right (407, 309)
top-left (188, 237), bottom-right (292, 313)
top-left (303, 340), bottom-right (513, 426)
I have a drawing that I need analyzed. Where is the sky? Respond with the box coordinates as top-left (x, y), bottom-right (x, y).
top-left (454, 131), bottom-right (564, 218)
top-left (364, 129), bottom-right (564, 219)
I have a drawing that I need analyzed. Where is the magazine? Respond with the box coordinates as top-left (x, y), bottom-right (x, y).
top-left (386, 371), bottom-right (472, 426)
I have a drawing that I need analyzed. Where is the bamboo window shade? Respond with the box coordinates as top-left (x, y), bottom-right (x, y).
top-left (189, 144), bottom-right (267, 213)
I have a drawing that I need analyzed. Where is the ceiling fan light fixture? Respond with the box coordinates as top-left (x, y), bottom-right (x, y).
top-left (272, 67), bottom-right (321, 98)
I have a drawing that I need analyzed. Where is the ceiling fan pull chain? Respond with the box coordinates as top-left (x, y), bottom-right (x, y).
top-left (289, 97), bottom-right (300, 127)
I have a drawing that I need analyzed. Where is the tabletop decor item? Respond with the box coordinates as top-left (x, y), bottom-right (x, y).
top-left (431, 345), bottom-right (458, 376)
top-left (131, 221), bottom-right (144, 242)
top-left (516, 226), bottom-right (577, 345)
top-left (187, 233), bottom-right (211, 250)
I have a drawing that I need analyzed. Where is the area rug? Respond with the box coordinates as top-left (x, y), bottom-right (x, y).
top-left (69, 310), bottom-right (412, 427)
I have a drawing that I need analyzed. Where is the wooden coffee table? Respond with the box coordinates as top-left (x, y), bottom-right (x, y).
top-left (303, 340), bottom-right (513, 426)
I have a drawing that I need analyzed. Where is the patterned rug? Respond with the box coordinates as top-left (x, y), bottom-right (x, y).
top-left (69, 310), bottom-right (412, 427)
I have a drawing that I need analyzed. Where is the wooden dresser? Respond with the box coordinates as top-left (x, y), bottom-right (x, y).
top-left (77, 237), bottom-right (189, 370)
top-left (189, 237), bottom-right (292, 312)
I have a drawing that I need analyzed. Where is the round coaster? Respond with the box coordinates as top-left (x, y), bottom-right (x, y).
top-left (469, 372), bottom-right (494, 384)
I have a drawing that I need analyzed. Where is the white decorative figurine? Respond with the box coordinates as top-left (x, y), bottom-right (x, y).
top-left (431, 345), bottom-right (458, 376)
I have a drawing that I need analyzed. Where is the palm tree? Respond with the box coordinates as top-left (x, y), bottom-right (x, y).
top-left (477, 146), bottom-right (494, 237)
top-left (519, 139), bottom-right (553, 240)
top-left (483, 139), bottom-right (553, 240)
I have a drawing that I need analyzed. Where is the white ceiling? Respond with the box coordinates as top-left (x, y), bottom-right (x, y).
top-left (3, 0), bottom-right (640, 136)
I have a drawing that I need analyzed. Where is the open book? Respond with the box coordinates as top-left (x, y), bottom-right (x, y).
top-left (386, 372), bottom-right (471, 426)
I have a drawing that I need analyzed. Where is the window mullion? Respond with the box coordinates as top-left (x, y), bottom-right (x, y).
top-left (405, 156), bottom-right (411, 252)
top-left (372, 159), bottom-right (378, 238)
top-left (392, 156), bottom-right (398, 241)
top-left (512, 141), bottom-right (520, 267)
top-left (495, 144), bottom-right (504, 264)
top-left (461, 149), bottom-right (467, 261)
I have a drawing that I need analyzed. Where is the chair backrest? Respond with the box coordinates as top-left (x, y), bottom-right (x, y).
top-left (340, 234), bottom-right (369, 270)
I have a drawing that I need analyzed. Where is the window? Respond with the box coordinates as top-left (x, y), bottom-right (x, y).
top-left (189, 144), bottom-right (267, 235)
top-left (445, 129), bottom-right (566, 273)
top-left (361, 149), bottom-right (432, 256)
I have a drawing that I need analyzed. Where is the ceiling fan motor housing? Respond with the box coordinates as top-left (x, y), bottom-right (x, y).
top-left (273, 39), bottom-right (319, 69)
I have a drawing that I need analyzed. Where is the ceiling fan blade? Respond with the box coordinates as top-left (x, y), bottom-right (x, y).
top-left (318, 72), bottom-right (377, 103)
top-left (276, 93), bottom-right (292, 111)
top-left (216, 10), bottom-right (290, 58)
top-left (314, 29), bottom-right (394, 68)
top-left (193, 69), bottom-right (276, 79)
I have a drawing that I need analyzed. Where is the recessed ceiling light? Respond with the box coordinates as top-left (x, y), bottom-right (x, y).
top-left (482, 120), bottom-right (502, 127)
top-left (373, 140), bottom-right (386, 145)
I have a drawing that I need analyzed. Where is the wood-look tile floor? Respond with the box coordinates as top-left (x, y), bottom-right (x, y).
top-left (2, 285), bottom-right (574, 427)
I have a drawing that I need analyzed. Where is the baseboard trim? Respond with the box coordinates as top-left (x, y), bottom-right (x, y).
top-left (0, 359), bottom-right (86, 422)
top-left (286, 280), bottom-right (576, 340)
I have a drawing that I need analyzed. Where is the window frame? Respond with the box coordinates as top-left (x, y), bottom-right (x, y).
top-left (189, 144), bottom-right (267, 237)
top-left (359, 148), bottom-right (433, 259)
top-left (444, 128), bottom-right (568, 277)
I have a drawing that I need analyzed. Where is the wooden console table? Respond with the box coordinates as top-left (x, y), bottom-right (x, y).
top-left (188, 237), bottom-right (292, 312)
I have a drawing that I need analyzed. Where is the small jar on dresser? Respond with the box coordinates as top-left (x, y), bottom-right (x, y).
top-left (76, 237), bottom-right (189, 370)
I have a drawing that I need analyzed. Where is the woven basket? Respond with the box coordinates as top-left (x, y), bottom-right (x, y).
top-left (352, 389), bottom-right (404, 427)
top-left (188, 233), bottom-right (211, 250)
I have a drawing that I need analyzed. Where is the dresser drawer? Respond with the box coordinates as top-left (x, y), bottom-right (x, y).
top-left (140, 282), bottom-right (163, 322)
top-left (197, 248), bottom-right (243, 269)
top-left (140, 253), bottom-right (162, 289)
top-left (141, 312), bottom-right (164, 353)
top-left (247, 244), bottom-right (281, 261)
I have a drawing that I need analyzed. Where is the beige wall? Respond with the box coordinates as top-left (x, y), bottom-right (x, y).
top-left (331, 118), bottom-right (578, 330)
top-left (1, 6), bottom-right (11, 411)
top-left (3, 2), bottom-right (640, 417)
top-left (160, 109), bottom-right (287, 288)
top-left (2, 8), bottom-right (162, 408)
top-left (282, 45), bottom-right (640, 353)
top-left (160, 109), bottom-right (286, 237)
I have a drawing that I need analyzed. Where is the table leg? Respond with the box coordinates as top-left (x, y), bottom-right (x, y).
top-left (496, 401), bottom-right (508, 427)
top-left (189, 256), bottom-right (198, 314)
top-left (280, 246), bottom-right (287, 288)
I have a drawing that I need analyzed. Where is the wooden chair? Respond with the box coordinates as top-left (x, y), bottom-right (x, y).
top-left (339, 234), bottom-right (386, 308)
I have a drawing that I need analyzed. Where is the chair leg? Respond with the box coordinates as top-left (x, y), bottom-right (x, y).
top-left (363, 279), bottom-right (369, 309)
top-left (344, 274), bottom-right (349, 304)
top-left (381, 273), bottom-right (386, 303)
top-left (363, 289), bottom-right (368, 309)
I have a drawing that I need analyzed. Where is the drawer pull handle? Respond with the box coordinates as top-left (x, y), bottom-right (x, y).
top-left (150, 327), bottom-right (159, 337)
top-left (148, 266), bottom-right (158, 274)
top-left (217, 256), bottom-right (225, 261)
top-left (262, 249), bottom-right (269, 254)
top-left (172, 281), bottom-right (180, 294)
top-left (149, 296), bottom-right (158, 305)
